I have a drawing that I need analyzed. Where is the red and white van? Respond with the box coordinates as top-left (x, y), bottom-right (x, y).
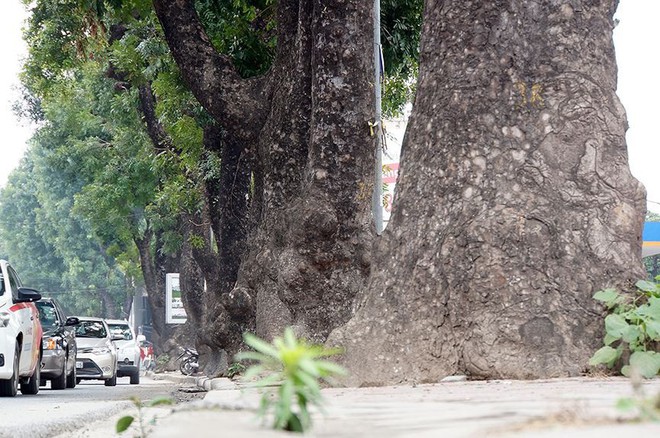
top-left (0, 260), bottom-right (43, 397)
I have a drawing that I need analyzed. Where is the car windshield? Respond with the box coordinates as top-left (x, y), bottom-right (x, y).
top-left (75, 321), bottom-right (107, 338)
top-left (108, 323), bottom-right (133, 340)
top-left (0, 273), bottom-right (4, 296)
top-left (36, 302), bottom-right (58, 327)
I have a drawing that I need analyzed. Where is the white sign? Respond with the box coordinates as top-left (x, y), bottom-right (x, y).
top-left (165, 273), bottom-right (187, 324)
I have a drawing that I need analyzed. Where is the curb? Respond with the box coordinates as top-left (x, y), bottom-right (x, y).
top-left (194, 376), bottom-right (239, 391)
top-left (148, 371), bottom-right (239, 392)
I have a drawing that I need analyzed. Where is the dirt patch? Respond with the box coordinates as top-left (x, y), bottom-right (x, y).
top-left (493, 404), bottom-right (628, 436)
top-left (170, 385), bottom-right (208, 404)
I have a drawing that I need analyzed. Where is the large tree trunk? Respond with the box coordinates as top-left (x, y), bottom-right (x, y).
top-left (135, 230), bottom-right (183, 355)
top-left (154, 0), bottom-right (375, 355)
top-left (179, 126), bottom-right (254, 376)
top-left (329, 0), bottom-right (646, 385)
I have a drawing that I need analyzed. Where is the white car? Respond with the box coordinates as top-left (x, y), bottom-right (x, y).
top-left (105, 319), bottom-right (141, 384)
top-left (0, 260), bottom-right (43, 397)
top-left (73, 317), bottom-right (121, 386)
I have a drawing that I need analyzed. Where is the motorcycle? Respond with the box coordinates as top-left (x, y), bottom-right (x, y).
top-left (177, 346), bottom-right (200, 376)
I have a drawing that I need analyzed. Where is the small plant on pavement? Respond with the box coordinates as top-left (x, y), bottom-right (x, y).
top-left (227, 362), bottom-right (246, 378)
top-left (116, 396), bottom-right (173, 437)
top-left (589, 279), bottom-right (660, 378)
top-left (154, 353), bottom-right (171, 372)
top-left (616, 368), bottom-right (660, 422)
top-left (236, 327), bottom-right (346, 433)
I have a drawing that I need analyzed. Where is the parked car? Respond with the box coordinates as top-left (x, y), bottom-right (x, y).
top-left (73, 317), bottom-right (121, 386)
top-left (0, 259), bottom-right (43, 397)
top-left (35, 298), bottom-right (79, 389)
top-left (105, 319), bottom-right (141, 384)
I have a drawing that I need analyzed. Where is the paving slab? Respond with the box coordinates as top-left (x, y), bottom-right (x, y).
top-left (136, 376), bottom-right (660, 437)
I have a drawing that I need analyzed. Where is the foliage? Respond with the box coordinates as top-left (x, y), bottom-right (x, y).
top-left (380, 0), bottom-right (422, 117)
top-left (589, 280), bottom-right (660, 378)
top-left (116, 396), bottom-right (173, 436)
top-left (227, 362), bottom-right (246, 378)
top-left (195, 0), bottom-right (276, 78)
top-left (616, 371), bottom-right (660, 422)
top-left (0, 145), bottom-right (131, 317)
top-left (155, 353), bottom-right (171, 372)
top-left (236, 328), bottom-right (346, 433)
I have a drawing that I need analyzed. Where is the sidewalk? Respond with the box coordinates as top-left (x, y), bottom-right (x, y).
top-left (135, 374), bottom-right (660, 437)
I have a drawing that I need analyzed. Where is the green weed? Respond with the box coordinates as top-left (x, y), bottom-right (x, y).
top-left (236, 327), bottom-right (346, 433)
top-left (589, 279), bottom-right (660, 378)
top-left (116, 396), bottom-right (173, 437)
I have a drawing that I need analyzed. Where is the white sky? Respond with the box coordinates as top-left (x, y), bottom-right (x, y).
top-left (0, 1), bottom-right (658, 213)
top-left (0, 2), bottom-right (31, 188)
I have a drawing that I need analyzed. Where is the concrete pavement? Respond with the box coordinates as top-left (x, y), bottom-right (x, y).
top-left (104, 373), bottom-right (660, 437)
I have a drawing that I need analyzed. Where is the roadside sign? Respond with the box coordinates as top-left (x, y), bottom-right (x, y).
top-left (165, 273), bottom-right (186, 324)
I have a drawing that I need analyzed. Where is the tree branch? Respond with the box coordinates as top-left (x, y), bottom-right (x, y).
top-left (152, 0), bottom-right (268, 143)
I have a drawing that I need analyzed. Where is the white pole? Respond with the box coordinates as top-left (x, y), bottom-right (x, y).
top-left (372, 0), bottom-right (384, 235)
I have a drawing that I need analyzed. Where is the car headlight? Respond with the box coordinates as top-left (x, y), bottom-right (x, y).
top-left (43, 337), bottom-right (63, 350)
top-left (91, 347), bottom-right (111, 354)
top-left (0, 312), bottom-right (10, 328)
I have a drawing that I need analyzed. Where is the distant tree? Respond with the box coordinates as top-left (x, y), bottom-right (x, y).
top-left (0, 149), bottom-right (128, 317)
top-left (0, 156), bottom-right (67, 295)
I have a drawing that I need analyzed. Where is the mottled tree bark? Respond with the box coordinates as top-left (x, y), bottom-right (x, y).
top-left (153, 0), bottom-right (375, 363)
top-left (330, 0), bottom-right (646, 385)
top-left (179, 126), bottom-right (254, 375)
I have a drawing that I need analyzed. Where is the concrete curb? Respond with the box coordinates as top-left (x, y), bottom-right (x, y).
top-left (147, 371), bottom-right (239, 392)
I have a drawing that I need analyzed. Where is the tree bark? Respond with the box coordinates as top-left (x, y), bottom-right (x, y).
top-left (330, 0), bottom-right (646, 385)
top-left (134, 229), bottom-right (183, 355)
top-left (180, 126), bottom-right (254, 375)
top-left (153, 0), bottom-right (375, 355)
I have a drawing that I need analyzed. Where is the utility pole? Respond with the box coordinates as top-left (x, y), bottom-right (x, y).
top-left (372, 0), bottom-right (384, 235)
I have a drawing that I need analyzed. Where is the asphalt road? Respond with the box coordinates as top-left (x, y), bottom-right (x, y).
top-left (0, 375), bottom-right (179, 438)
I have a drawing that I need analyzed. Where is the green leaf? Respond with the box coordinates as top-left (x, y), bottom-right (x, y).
top-left (635, 280), bottom-right (658, 294)
top-left (603, 333), bottom-right (619, 346)
top-left (629, 351), bottom-right (660, 378)
top-left (621, 365), bottom-right (632, 377)
top-left (622, 325), bottom-right (641, 343)
top-left (116, 416), bottom-right (134, 433)
top-left (637, 297), bottom-right (660, 321)
top-left (242, 364), bottom-right (266, 380)
top-left (593, 288), bottom-right (621, 306)
top-left (316, 360), bottom-right (347, 376)
top-left (295, 369), bottom-right (321, 395)
top-left (243, 333), bottom-right (280, 358)
top-left (235, 351), bottom-right (271, 363)
top-left (287, 413), bottom-right (304, 433)
top-left (298, 358), bottom-right (321, 378)
top-left (645, 320), bottom-right (660, 340)
top-left (283, 327), bottom-right (297, 349)
top-left (250, 373), bottom-right (282, 388)
top-left (589, 346), bottom-right (619, 366)
top-left (604, 314), bottom-right (629, 338)
top-left (277, 380), bottom-right (294, 428)
top-left (616, 397), bottom-right (636, 411)
top-left (148, 396), bottom-right (174, 407)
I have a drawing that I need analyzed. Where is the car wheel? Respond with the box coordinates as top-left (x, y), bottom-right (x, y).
top-left (0, 344), bottom-right (20, 397)
top-left (104, 373), bottom-right (117, 387)
top-left (66, 363), bottom-right (77, 388)
top-left (130, 369), bottom-right (140, 385)
top-left (76, 378), bottom-right (81, 385)
top-left (20, 353), bottom-right (41, 395)
top-left (51, 360), bottom-right (67, 390)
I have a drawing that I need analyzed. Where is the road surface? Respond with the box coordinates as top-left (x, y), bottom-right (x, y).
top-left (0, 375), bottom-right (179, 438)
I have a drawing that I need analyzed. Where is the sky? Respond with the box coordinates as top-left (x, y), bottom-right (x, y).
top-left (0, 2), bottom-right (31, 188)
top-left (0, 1), bottom-right (659, 213)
